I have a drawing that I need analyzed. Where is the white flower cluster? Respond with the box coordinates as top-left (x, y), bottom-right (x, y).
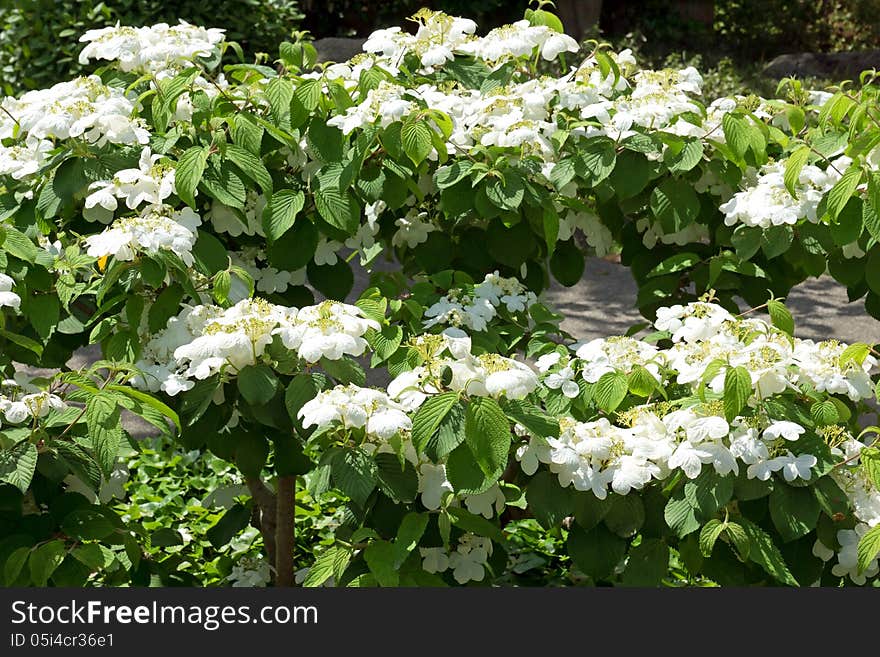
top-left (299, 385), bottom-right (412, 442)
top-left (808, 440), bottom-right (880, 584)
top-left (0, 377), bottom-right (67, 427)
top-left (84, 204), bottom-right (201, 265)
top-left (0, 76), bottom-right (149, 149)
top-left (387, 329), bottom-right (538, 411)
top-left (719, 159), bottom-right (846, 229)
top-left (227, 557), bottom-right (272, 587)
top-left (363, 10), bottom-right (577, 71)
top-left (420, 534), bottom-right (493, 584)
top-left (84, 147), bottom-right (176, 224)
top-left (0, 273), bottom-right (21, 311)
top-left (228, 248), bottom-right (305, 299)
top-left (523, 301), bottom-right (879, 495)
top-left (132, 299), bottom-right (377, 395)
top-left (423, 271), bottom-right (538, 332)
top-left (78, 21), bottom-right (225, 76)
top-left (0, 76), bottom-right (149, 182)
top-left (655, 302), bottom-right (875, 401)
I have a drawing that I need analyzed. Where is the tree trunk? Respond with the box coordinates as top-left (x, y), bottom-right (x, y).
top-left (555, 0), bottom-right (603, 40)
top-left (274, 475), bottom-right (297, 587)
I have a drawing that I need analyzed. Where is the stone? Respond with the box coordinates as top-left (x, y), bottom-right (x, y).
top-left (313, 37), bottom-right (366, 64)
top-left (763, 50), bottom-right (880, 81)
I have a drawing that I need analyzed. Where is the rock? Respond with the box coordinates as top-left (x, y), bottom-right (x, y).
top-left (763, 50), bottom-right (880, 81)
top-left (313, 37), bottom-right (366, 64)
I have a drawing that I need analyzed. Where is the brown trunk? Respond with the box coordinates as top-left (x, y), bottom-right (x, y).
top-left (274, 475), bottom-right (297, 587)
top-left (555, 0), bottom-right (604, 40)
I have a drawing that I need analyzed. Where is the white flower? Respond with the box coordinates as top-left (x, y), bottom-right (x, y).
top-left (298, 384), bottom-right (411, 442)
top-left (273, 300), bottom-right (379, 363)
top-left (777, 451), bottom-right (817, 482)
top-left (85, 204), bottom-right (201, 265)
top-left (544, 366), bottom-right (580, 398)
top-left (420, 547), bottom-right (450, 574)
top-left (79, 22), bottom-right (225, 76)
top-left (0, 274), bottom-right (21, 311)
top-left (763, 421), bottom-right (805, 442)
top-left (464, 484), bottom-right (506, 519)
top-left (418, 463), bottom-right (453, 510)
top-left (832, 524), bottom-right (880, 584)
top-left (541, 33), bottom-right (579, 60)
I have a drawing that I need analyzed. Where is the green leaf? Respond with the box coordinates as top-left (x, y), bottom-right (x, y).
top-left (61, 507), bottom-right (116, 540)
top-left (375, 453), bottom-right (418, 503)
top-left (723, 366), bottom-right (752, 422)
top-left (85, 394), bottom-right (122, 476)
top-left (401, 119), bottom-right (433, 165)
top-left (810, 400), bottom-right (839, 426)
top-left (724, 520), bottom-right (750, 560)
top-left (826, 165), bottom-right (862, 221)
top-left (594, 371), bottom-right (628, 413)
top-left (393, 512), bottom-right (429, 567)
top-left (621, 538), bottom-right (669, 586)
top-left (573, 491), bottom-right (614, 530)
top-left (575, 138), bottom-right (616, 185)
top-left (664, 489), bottom-right (701, 538)
top-left (0, 440), bottom-right (38, 493)
top-left (486, 172), bottom-right (524, 211)
top-left (365, 540), bottom-right (401, 586)
top-left (650, 178), bottom-right (700, 233)
top-left (549, 238), bottom-right (585, 287)
top-left (499, 399), bottom-right (559, 439)
top-left (446, 507), bottom-right (507, 544)
top-left (234, 433), bottom-right (269, 478)
top-left (857, 525), bottom-right (880, 573)
top-left (767, 299), bottom-right (794, 336)
top-left (411, 392), bottom-right (460, 453)
top-left (315, 185), bottom-right (360, 234)
top-left (225, 144), bottom-right (273, 196)
top-left (783, 145), bottom-right (810, 197)
top-left (769, 483), bottom-right (821, 542)
top-left (739, 517), bottom-right (799, 586)
top-left (722, 112), bottom-right (763, 161)
top-left (627, 365), bottom-right (658, 397)
top-left (648, 252), bottom-right (702, 278)
top-left (175, 146), bottom-right (209, 208)
top-left (861, 447), bottom-right (880, 489)
top-left (237, 365), bottom-right (279, 405)
top-left (464, 397), bottom-right (511, 476)
top-left (699, 519), bottom-right (727, 557)
top-left (731, 226), bottom-right (762, 260)
top-left (262, 189), bottom-right (305, 242)
top-left (566, 523), bottom-right (626, 581)
top-left (29, 540), bottom-right (66, 586)
top-left (436, 160), bottom-right (473, 189)
top-left (603, 494), bottom-right (645, 537)
top-left (446, 442), bottom-right (498, 495)
top-left (331, 448), bottom-right (377, 507)
top-left (526, 471), bottom-right (573, 529)
top-left (206, 503), bottom-right (252, 550)
top-left (684, 469), bottom-right (734, 518)
top-left (665, 138), bottom-right (703, 173)
top-left (303, 546), bottom-right (349, 587)
top-left (4, 547), bottom-right (30, 585)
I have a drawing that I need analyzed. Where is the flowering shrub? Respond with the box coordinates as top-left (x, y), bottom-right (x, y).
top-left (2, 4), bottom-right (880, 587)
